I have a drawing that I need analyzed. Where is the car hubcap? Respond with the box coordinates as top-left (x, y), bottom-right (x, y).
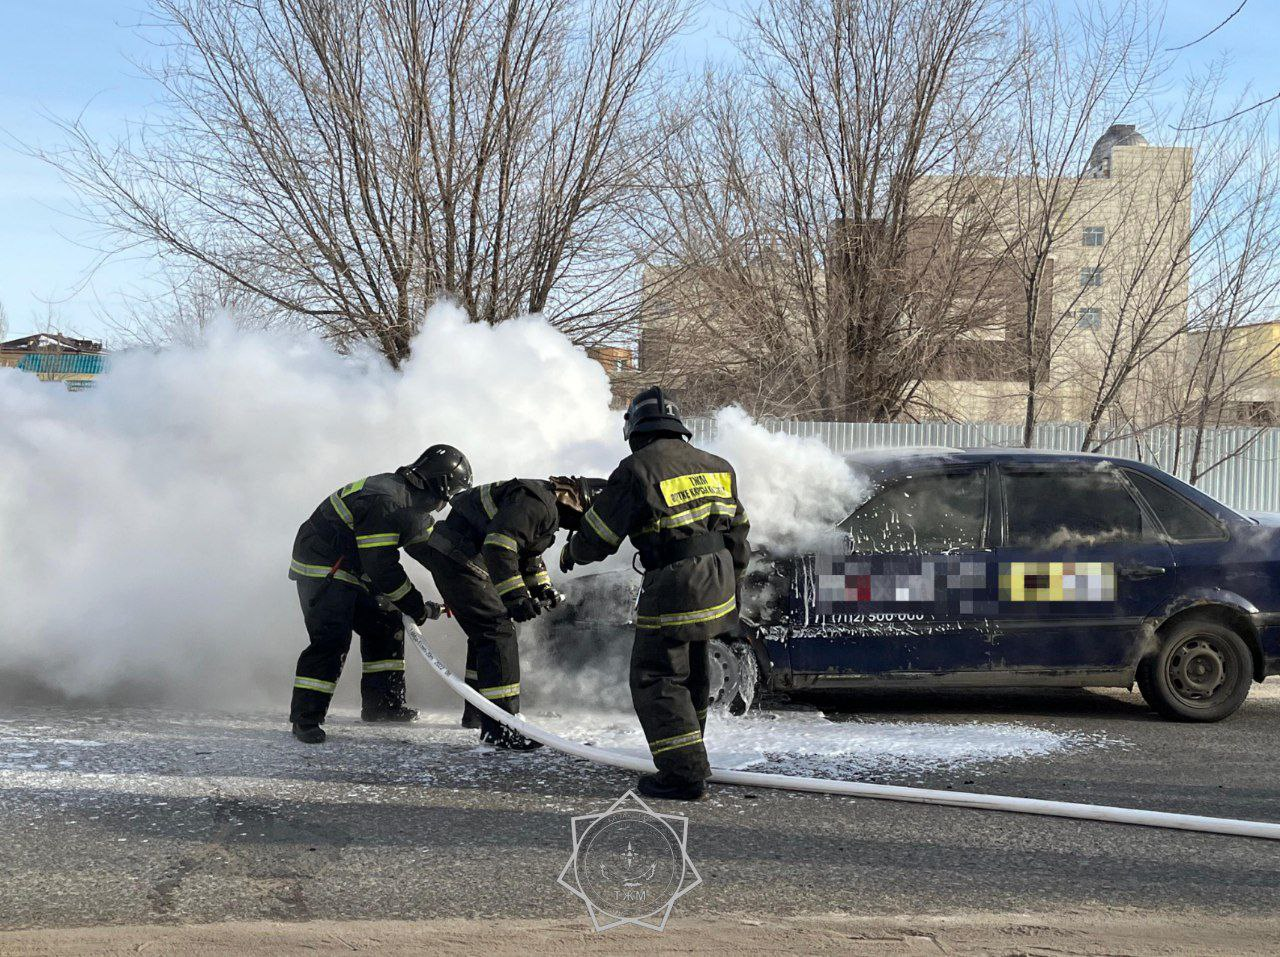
top-left (706, 639), bottom-right (758, 714)
top-left (1167, 635), bottom-right (1230, 704)
top-left (706, 639), bottom-right (738, 706)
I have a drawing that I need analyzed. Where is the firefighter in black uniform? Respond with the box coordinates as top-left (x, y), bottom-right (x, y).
top-left (288, 445), bottom-right (473, 743)
top-left (561, 387), bottom-right (750, 800)
top-left (409, 476), bottom-right (603, 749)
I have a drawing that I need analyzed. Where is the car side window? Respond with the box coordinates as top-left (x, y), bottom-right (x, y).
top-left (1002, 467), bottom-right (1147, 547)
top-left (839, 469), bottom-right (987, 553)
top-left (1122, 470), bottom-right (1225, 542)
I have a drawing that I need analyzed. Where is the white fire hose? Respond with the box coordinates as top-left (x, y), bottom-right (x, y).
top-left (405, 620), bottom-right (1280, 841)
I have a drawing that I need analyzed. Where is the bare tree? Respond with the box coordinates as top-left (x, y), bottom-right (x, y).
top-left (951, 0), bottom-right (1161, 445)
top-left (638, 0), bottom-right (1021, 420)
top-left (40, 0), bottom-right (686, 365)
top-left (0, 300), bottom-right (9, 344)
top-left (94, 265), bottom-right (296, 349)
top-left (1071, 72), bottom-right (1280, 454)
top-left (1142, 98), bottom-right (1280, 482)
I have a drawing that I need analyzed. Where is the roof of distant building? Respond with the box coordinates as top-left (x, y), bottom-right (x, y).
top-left (1086, 123), bottom-right (1150, 175)
top-left (0, 332), bottom-right (104, 354)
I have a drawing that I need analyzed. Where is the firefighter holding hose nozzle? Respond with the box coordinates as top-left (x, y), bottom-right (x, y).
top-left (408, 475), bottom-right (605, 750)
top-left (288, 445), bottom-right (473, 744)
top-left (561, 387), bottom-right (751, 801)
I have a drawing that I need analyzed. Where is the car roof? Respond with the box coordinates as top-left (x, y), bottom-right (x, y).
top-left (842, 446), bottom-right (1247, 521)
top-left (843, 446), bottom-right (1146, 472)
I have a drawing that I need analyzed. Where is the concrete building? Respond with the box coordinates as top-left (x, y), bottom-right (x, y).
top-left (1186, 319), bottom-right (1280, 426)
top-left (918, 125), bottom-right (1192, 424)
top-left (636, 124), bottom-right (1193, 425)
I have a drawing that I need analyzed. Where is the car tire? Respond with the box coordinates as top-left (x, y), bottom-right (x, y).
top-left (707, 638), bottom-right (759, 716)
top-left (1136, 618), bottom-right (1253, 722)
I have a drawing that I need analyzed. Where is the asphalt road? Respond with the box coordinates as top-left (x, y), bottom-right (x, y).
top-left (1, 683), bottom-right (1278, 936)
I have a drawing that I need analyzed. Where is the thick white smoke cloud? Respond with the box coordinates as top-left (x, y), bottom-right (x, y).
top-left (705, 406), bottom-right (867, 552)
top-left (0, 304), bottom-right (862, 709)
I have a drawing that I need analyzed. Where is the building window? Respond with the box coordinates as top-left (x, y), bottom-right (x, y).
top-left (1080, 267), bottom-right (1104, 288)
top-left (1083, 226), bottom-right (1105, 246)
top-left (1077, 307), bottom-right (1102, 330)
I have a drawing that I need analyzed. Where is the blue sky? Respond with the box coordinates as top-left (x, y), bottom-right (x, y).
top-left (0, 0), bottom-right (1275, 341)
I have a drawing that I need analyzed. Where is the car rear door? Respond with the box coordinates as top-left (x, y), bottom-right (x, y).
top-left (991, 462), bottom-right (1177, 675)
top-left (785, 464), bottom-right (999, 679)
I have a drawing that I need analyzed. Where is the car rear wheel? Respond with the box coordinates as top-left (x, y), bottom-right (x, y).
top-left (707, 638), bottom-right (759, 715)
top-left (1136, 618), bottom-right (1253, 722)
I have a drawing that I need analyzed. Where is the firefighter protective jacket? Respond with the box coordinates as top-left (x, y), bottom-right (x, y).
top-left (569, 437), bottom-right (751, 641)
top-left (289, 472), bottom-right (435, 616)
top-left (425, 480), bottom-right (558, 603)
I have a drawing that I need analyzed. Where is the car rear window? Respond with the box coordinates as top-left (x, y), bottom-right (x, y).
top-left (1002, 468), bottom-right (1146, 546)
top-left (1123, 470), bottom-right (1225, 541)
top-left (840, 469), bottom-right (987, 553)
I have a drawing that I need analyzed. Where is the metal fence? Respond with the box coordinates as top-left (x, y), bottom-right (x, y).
top-left (687, 418), bottom-right (1280, 514)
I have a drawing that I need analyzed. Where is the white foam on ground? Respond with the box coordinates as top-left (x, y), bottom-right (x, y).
top-left (0, 707), bottom-right (1115, 788)
top-left (526, 709), bottom-right (1113, 779)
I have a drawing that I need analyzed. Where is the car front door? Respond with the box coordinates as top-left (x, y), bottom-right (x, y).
top-left (785, 464), bottom-right (999, 681)
top-left (992, 462), bottom-right (1178, 675)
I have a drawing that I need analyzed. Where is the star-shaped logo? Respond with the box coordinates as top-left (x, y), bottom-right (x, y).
top-left (558, 790), bottom-right (702, 931)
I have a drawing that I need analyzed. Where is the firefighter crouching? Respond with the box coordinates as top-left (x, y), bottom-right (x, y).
top-left (407, 475), bottom-right (605, 750)
top-left (561, 387), bottom-right (750, 800)
top-left (288, 445), bottom-right (473, 743)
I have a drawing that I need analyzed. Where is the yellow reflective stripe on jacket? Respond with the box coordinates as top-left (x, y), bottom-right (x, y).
top-left (385, 579), bottom-right (413, 602)
top-left (659, 471), bottom-right (733, 507)
top-left (525, 569), bottom-right (552, 586)
top-left (340, 478), bottom-right (366, 497)
top-left (733, 506), bottom-right (749, 527)
top-left (483, 532), bottom-right (519, 552)
top-left (648, 729), bottom-right (703, 755)
top-left (480, 682), bottom-right (520, 700)
top-left (642, 499), bottom-right (738, 534)
top-left (356, 532), bottom-right (400, 549)
top-left (583, 507), bottom-right (621, 546)
top-left (361, 659), bottom-right (405, 674)
top-left (481, 484), bottom-right (498, 518)
top-left (494, 575), bottom-right (527, 597)
top-left (404, 521), bottom-right (435, 547)
top-left (636, 595), bottom-right (737, 629)
top-left (293, 676), bottom-right (337, 694)
top-left (328, 492), bottom-right (355, 528)
top-left (288, 559), bottom-right (366, 589)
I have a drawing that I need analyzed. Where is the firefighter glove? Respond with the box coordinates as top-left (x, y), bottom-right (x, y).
top-left (532, 583), bottom-right (562, 609)
top-left (504, 594), bottom-right (542, 623)
top-left (397, 588), bottom-right (428, 626)
top-left (559, 535), bottom-right (576, 574)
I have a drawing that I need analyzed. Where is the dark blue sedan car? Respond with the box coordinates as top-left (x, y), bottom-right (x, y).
top-left (733, 447), bottom-right (1280, 721)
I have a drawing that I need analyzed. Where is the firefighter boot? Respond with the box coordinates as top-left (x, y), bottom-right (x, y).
top-left (480, 724), bottom-right (544, 751)
top-left (637, 772), bottom-right (705, 802)
top-left (292, 723), bottom-right (326, 744)
top-left (361, 705), bottom-right (419, 722)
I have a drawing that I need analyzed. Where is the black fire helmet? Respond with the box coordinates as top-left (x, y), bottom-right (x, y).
top-left (400, 444), bottom-right (473, 501)
top-left (622, 386), bottom-right (692, 441)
